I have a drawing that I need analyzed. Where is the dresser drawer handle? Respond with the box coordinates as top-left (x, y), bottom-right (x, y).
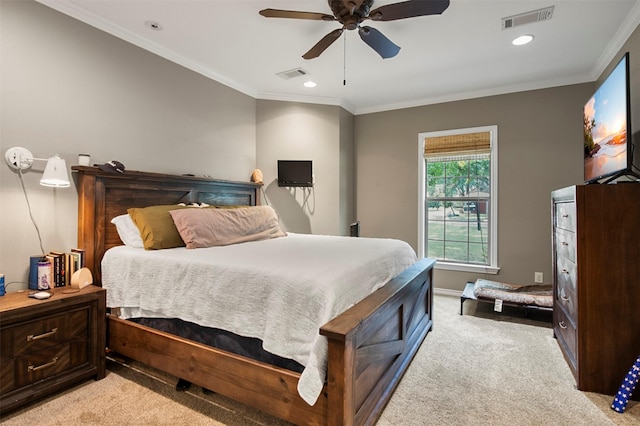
top-left (561, 294), bottom-right (570, 302)
top-left (561, 214), bottom-right (569, 218)
top-left (27, 327), bottom-right (59, 342)
top-left (27, 356), bottom-right (59, 373)
top-left (561, 241), bottom-right (569, 246)
top-left (561, 269), bottom-right (569, 274)
top-left (558, 321), bottom-right (568, 329)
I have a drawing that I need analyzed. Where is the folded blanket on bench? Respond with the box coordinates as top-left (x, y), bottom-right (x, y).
top-left (474, 279), bottom-right (553, 308)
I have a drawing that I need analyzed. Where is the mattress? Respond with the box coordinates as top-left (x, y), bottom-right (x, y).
top-left (101, 232), bottom-right (418, 405)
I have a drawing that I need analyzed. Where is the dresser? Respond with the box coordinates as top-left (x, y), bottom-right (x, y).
top-left (552, 184), bottom-right (640, 396)
top-left (0, 286), bottom-right (106, 413)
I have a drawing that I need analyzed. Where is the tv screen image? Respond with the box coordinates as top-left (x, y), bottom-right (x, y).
top-left (277, 160), bottom-right (313, 187)
top-left (583, 53), bottom-right (632, 183)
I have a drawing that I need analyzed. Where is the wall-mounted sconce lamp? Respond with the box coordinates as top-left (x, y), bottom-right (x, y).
top-left (4, 146), bottom-right (70, 187)
top-left (4, 147), bottom-right (71, 258)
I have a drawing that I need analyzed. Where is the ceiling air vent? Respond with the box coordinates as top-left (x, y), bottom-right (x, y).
top-left (502, 6), bottom-right (554, 30)
top-left (276, 68), bottom-right (309, 80)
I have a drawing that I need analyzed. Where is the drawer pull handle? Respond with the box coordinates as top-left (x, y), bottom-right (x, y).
top-left (27, 327), bottom-right (58, 342)
top-left (562, 269), bottom-right (569, 274)
top-left (27, 357), bottom-right (59, 373)
top-left (561, 294), bottom-right (570, 302)
top-left (559, 321), bottom-right (568, 329)
top-left (562, 214), bottom-right (569, 218)
top-left (561, 241), bottom-right (569, 246)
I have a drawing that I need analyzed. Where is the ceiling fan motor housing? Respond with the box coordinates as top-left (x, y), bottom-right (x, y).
top-left (330, 0), bottom-right (375, 29)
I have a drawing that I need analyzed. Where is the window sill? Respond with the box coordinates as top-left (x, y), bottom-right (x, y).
top-left (434, 261), bottom-right (500, 274)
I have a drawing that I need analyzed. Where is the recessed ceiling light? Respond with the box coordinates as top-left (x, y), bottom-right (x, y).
top-left (145, 21), bottom-right (163, 31)
top-left (512, 34), bottom-right (534, 45)
top-left (304, 81), bottom-right (317, 88)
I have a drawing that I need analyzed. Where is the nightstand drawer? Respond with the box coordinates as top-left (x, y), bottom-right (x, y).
top-left (3, 308), bottom-right (88, 358)
top-left (14, 343), bottom-right (75, 388)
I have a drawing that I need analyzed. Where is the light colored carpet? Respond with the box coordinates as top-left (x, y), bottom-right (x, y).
top-left (1, 294), bottom-right (638, 425)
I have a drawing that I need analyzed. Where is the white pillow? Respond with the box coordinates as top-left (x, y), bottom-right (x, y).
top-left (111, 214), bottom-right (144, 248)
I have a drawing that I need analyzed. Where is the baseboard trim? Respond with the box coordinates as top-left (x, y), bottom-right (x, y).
top-left (433, 287), bottom-right (462, 297)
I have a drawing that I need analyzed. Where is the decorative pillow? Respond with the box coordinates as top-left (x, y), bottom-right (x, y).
top-left (169, 205), bottom-right (286, 249)
top-left (110, 214), bottom-right (144, 248)
top-left (127, 205), bottom-right (192, 250)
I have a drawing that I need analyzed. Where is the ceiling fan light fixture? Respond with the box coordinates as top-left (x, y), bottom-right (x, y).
top-left (512, 34), bottom-right (534, 46)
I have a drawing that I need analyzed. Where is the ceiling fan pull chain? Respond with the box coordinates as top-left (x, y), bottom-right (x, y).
top-left (343, 32), bottom-right (347, 86)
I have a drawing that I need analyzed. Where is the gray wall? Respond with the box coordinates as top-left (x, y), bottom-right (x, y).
top-left (256, 100), bottom-right (355, 235)
top-left (355, 84), bottom-right (594, 291)
top-left (0, 1), bottom-right (256, 289)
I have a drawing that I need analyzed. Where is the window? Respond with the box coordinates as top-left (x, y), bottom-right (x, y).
top-left (418, 126), bottom-right (498, 274)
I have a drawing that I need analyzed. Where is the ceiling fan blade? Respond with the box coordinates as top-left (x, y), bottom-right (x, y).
top-left (358, 26), bottom-right (400, 59)
top-left (369, 0), bottom-right (450, 21)
top-left (259, 8), bottom-right (335, 21)
top-left (302, 28), bottom-right (344, 59)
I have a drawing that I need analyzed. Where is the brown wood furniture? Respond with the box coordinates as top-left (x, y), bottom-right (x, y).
top-left (552, 184), bottom-right (640, 396)
top-left (0, 286), bottom-right (106, 413)
top-left (73, 165), bottom-right (435, 425)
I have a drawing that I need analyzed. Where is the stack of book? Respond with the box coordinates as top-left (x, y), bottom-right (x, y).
top-left (36, 249), bottom-right (85, 289)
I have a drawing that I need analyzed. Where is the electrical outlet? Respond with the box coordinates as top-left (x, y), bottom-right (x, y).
top-left (534, 272), bottom-right (543, 283)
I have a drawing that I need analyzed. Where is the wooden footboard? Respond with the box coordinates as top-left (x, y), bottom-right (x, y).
top-left (107, 258), bottom-right (434, 425)
top-left (322, 257), bottom-right (435, 425)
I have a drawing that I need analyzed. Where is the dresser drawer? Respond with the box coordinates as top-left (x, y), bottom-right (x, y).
top-left (556, 276), bottom-right (577, 320)
top-left (555, 306), bottom-right (577, 367)
top-left (556, 256), bottom-right (577, 294)
top-left (3, 308), bottom-right (88, 358)
top-left (555, 201), bottom-right (576, 232)
top-left (555, 229), bottom-right (576, 263)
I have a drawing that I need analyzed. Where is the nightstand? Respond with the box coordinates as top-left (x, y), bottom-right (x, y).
top-left (0, 285), bottom-right (106, 414)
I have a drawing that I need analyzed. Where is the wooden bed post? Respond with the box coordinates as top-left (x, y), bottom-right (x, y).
top-left (325, 334), bottom-right (355, 425)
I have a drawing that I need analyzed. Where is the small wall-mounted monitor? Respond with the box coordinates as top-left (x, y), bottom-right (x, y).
top-left (278, 160), bottom-right (313, 187)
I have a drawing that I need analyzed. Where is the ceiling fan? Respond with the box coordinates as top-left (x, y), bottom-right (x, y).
top-left (259, 0), bottom-right (450, 59)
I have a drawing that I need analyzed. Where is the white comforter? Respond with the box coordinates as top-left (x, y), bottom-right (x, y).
top-left (101, 233), bottom-right (417, 405)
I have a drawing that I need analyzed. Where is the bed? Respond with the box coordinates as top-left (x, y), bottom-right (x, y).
top-left (73, 165), bottom-right (435, 426)
top-left (460, 279), bottom-right (553, 316)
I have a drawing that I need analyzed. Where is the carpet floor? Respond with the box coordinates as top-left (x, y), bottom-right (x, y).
top-left (1, 294), bottom-right (638, 425)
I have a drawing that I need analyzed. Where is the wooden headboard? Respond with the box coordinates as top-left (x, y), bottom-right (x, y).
top-left (73, 166), bottom-right (261, 284)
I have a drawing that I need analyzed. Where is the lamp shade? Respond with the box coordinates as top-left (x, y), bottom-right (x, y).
top-left (40, 155), bottom-right (70, 187)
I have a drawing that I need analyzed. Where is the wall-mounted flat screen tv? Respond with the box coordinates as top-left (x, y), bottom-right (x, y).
top-left (278, 160), bottom-right (313, 187)
top-left (584, 52), bottom-right (638, 183)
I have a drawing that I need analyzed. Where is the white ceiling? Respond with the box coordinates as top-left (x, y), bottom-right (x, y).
top-left (37, 0), bottom-right (640, 115)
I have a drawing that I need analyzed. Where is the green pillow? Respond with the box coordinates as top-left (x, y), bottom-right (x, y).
top-left (128, 205), bottom-right (190, 250)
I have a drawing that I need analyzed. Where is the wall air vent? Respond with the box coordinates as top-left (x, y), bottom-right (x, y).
top-left (502, 6), bottom-right (554, 30)
top-left (276, 68), bottom-right (310, 80)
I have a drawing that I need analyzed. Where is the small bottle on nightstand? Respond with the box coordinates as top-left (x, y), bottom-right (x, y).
top-left (0, 273), bottom-right (5, 296)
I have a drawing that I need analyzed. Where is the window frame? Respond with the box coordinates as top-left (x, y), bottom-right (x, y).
top-left (417, 125), bottom-right (499, 274)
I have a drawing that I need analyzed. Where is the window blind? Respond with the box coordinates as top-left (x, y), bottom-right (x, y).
top-left (424, 131), bottom-right (491, 158)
